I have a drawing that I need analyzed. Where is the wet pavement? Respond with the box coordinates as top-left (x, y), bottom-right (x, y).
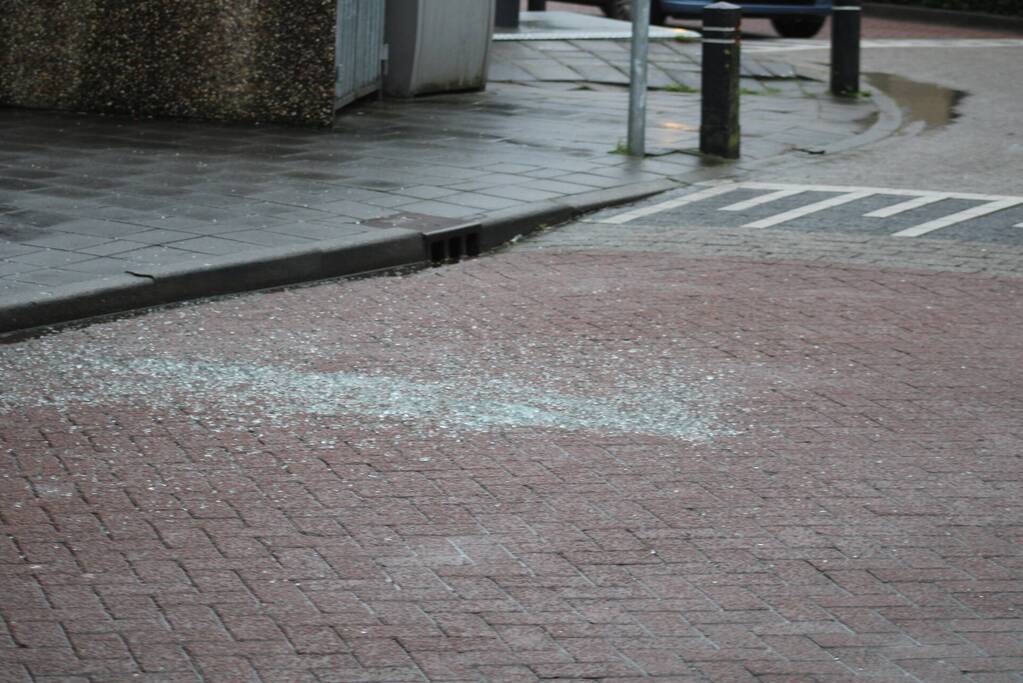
top-left (862, 73), bottom-right (965, 134)
top-left (0, 31), bottom-right (878, 332)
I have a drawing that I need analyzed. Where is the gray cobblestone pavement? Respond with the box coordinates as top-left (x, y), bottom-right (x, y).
top-left (525, 217), bottom-right (1023, 278)
top-left (0, 34), bottom-right (879, 332)
top-left (489, 37), bottom-right (801, 90)
top-left (520, 181), bottom-right (1023, 278)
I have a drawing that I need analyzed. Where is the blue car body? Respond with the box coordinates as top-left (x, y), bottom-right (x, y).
top-left (660, 0), bottom-right (832, 18)
top-left (558, 0), bottom-right (833, 36)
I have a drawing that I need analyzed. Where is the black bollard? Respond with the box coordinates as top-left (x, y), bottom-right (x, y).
top-left (528, 0), bottom-right (548, 9)
top-left (831, 1), bottom-right (861, 96)
top-left (700, 2), bottom-right (742, 159)
top-left (495, 0), bottom-right (520, 28)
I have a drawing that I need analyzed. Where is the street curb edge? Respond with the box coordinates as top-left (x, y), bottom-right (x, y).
top-left (0, 181), bottom-right (678, 336)
top-left (479, 179), bottom-right (679, 249)
top-left (0, 229), bottom-right (425, 336)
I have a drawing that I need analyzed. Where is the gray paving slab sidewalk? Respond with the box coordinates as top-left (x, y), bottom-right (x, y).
top-left (0, 36), bottom-right (881, 333)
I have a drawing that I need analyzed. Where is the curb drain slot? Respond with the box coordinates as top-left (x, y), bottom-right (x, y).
top-left (424, 222), bottom-right (482, 264)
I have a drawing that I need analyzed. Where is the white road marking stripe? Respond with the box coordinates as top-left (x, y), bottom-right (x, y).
top-left (1016, 222), bottom-right (1023, 228)
top-left (602, 184), bottom-right (739, 224)
top-left (720, 189), bottom-right (803, 212)
top-left (864, 194), bottom-right (946, 218)
top-left (739, 182), bottom-right (1017, 202)
top-left (893, 198), bottom-right (1023, 237)
top-left (744, 191), bottom-right (874, 229)
top-left (599, 181), bottom-right (1023, 229)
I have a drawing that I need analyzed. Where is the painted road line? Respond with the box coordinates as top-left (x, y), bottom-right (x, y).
top-left (739, 182), bottom-right (1011, 202)
top-left (600, 182), bottom-right (1023, 227)
top-left (744, 191), bottom-right (875, 229)
top-left (894, 198), bottom-right (1023, 237)
top-left (741, 182), bottom-right (926, 198)
top-left (602, 184), bottom-right (740, 224)
top-left (719, 189), bottom-right (804, 212)
top-left (865, 194), bottom-right (946, 218)
top-left (1016, 222), bottom-right (1023, 228)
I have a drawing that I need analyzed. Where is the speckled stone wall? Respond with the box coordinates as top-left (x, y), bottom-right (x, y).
top-left (0, 1), bottom-right (337, 126)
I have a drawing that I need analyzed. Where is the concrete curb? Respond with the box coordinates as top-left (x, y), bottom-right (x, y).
top-left (863, 2), bottom-right (1023, 33)
top-left (0, 229), bottom-right (426, 335)
top-left (479, 179), bottom-right (679, 250)
top-left (0, 181), bottom-right (678, 336)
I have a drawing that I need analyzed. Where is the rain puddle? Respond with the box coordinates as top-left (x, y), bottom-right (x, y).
top-left (866, 72), bottom-right (966, 133)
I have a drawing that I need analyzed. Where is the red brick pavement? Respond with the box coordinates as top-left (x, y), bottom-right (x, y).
top-left (1, 242), bottom-right (1021, 681)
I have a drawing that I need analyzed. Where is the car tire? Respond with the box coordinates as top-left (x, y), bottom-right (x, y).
top-left (602, 0), bottom-right (667, 25)
top-left (770, 15), bottom-right (827, 38)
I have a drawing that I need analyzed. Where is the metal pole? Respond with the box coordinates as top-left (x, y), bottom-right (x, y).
top-left (628, 0), bottom-right (651, 157)
top-left (831, 0), bottom-right (861, 96)
top-left (699, 2), bottom-right (741, 159)
top-left (495, 0), bottom-right (519, 28)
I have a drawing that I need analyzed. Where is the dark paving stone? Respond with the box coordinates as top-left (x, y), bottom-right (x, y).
top-left (220, 230), bottom-right (318, 247)
top-left (0, 224), bottom-right (48, 242)
top-left (100, 195), bottom-right (174, 212)
top-left (64, 257), bottom-right (134, 275)
top-left (363, 212), bottom-right (475, 232)
top-left (11, 249), bottom-right (96, 268)
top-left (479, 186), bottom-right (562, 202)
top-left (266, 222), bottom-right (368, 241)
top-left (0, 260), bottom-right (40, 277)
top-left (388, 201), bottom-right (482, 220)
top-left (0, 178), bottom-right (43, 192)
top-left (119, 229), bottom-right (198, 245)
top-left (78, 240), bottom-right (149, 257)
top-left (117, 245), bottom-right (210, 266)
top-left (518, 179), bottom-right (598, 195)
top-left (0, 280), bottom-right (38, 297)
top-left (21, 232), bottom-right (112, 251)
top-left (0, 244), bottom-right (43, 266)
top-left (11, 268), bottom-right (93, 287)
top-left (57, 176), bottom-right (125, 190)
top-left (170, 236), bottom-right (256, 256)
top-left (396, 186), bottom-right (460, 201)
top-left (0, 168), bottom-right (60, 180)
top-left (28, 186), bottom-right (108, 200)
top-left (316, 200), bottom-right (391, 221)
top-left (57, 220), bottom-right (145, 239)
top-left (444, 193), bottom-right (523, 211)
top-left (4, 210), bottom-right (79, 228)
